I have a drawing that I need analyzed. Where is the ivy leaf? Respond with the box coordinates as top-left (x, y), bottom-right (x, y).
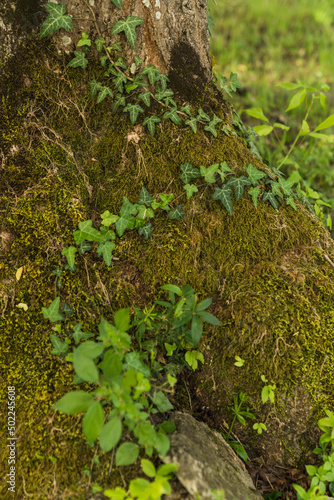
top-left (115, 57), bottom-right (128, 69)
top-left (169, 205), bottom-right (185, 220)
top-left (270, 182), bottom-right (284, 200)
top-left (196, 108), bottom-right (210, 122)
top-left (246, 164), bottom-right (267, 185)
top-left (73, 220), bottom-right (104, 244)
top-left (183, 184), bottom-right (198, 199)
top-left (248, 186), bottom-right (261, 207)
top-left (110, 0), bottom-right (122, 8)
top-left (212, 186), bottom-right (233, 215)
top-left (79, 241), bottom-right (93, 254)
top-left (227, 176), bottom-right (252, 201)
top-left (278, 177), bottom-right (295, 196)
top-left (138, 187), bottom-right (154, 206)
top-left (142, 115), bottom-right (161, 136)
top-left (40, 2), bottom-right (74, 39)
top-left (67, 51), bottom-right (88, 69)
top-left (163, 108), bottom-right (181, 125)
top-left (89, 79), bottom-right (102, 97)
top-left (152, 391), bottom-right (173, 412)
top-left (185, 118), bottom-right (198, 134)
top-left (204, 121), bottom-right (218, 137)
top-left (286, 196), bottom-right (297, 211)
top-left (112, 95), bottom-right (126, 112)
top-left (61, 246), bottom-right (77, 270)
top-left (113, 74), bottom-right (127, 93)
top-left (115, 214), bottom-right (135, 237)
top-left (101, 210), bottom-right (119, 226)
top-left (72, 324), bottom-right (94, 344)
top-left (138, 223), bottom-right (152, 240)
top-left (42, 297), bottom-right (65, 322)
top-left (123, 103), bottom-right (144, 124)
top-left (211, 114), bottom-right (223, 126)
top-left (50, 334), bottom-right (68, 355)
top-left (200, 164), bottom-right (219, 183)
top-left (263, 191), bottom-right (278, 209)
top-left (134, 55), bottom-right (143, 66)
top-left (124, 352), bottom-right (151, 377)
top-left (111, 16), bottom-right (144, 49)
top-left (78, 32), bottom-right (91, 47)
top-left (95, 37), bottom-right (106, 52)
top-left (97, 241), bottom-right (116, 266)
top-left (155, 73), bottom-right (169, 91)
top-left (138, 92), bottom-right (151, 107)
top-left (97, 86), bottom-right (114, 104)
top-left (155, 89), bottom-right (174, 101)
top-left (180, 103), bottom-right (191, 116)
top-left (137, 205), bottom-right (154, 220)
top-left (229, 72), bottom-right (243, 92)
top-left (180, 162), bottom-right (201, 183)
top-left (140, 65), bottom-right (160, 85)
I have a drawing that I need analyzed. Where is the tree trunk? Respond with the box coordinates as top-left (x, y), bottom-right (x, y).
top-left (1, 0), bottom-right (334, 497)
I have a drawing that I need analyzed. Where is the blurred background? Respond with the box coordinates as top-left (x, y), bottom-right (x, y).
top-left (209, 0), bottom-right (334, 232)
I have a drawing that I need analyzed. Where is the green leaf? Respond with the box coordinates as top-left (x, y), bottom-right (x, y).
top-left (115, 214), bottom-right (135, 237)
top-left (244, 107), bottom-right (269, 122)
top-left (229, 72), bottom-right (243, 92)
top-left (124, 352), bottom-right (151, 377)
top-left (72, 324), bottom-right (94, 344)
top-left (204, 121), bottom-right (218, 137)
top-left (138, 223), bottom-right (152, 240)
top-left (104, 487), bottom-right (127, 500)
top-left (273, 122), bottom-right (290, 131)
top-left (196, 108), bottom-right (210, 122)
top-left (114, 308), bottom-right (131, 332)
top-left (313, 113), bottom-right (334, 132)
top-left (189, 315), bottom-right (203, 347)
top-left (73, 349), bottom-right (100, 384)
top-left (253, 125), bottom-right (273, 136)
top-left (155, 89), bottom-right (174, 101)
top-left (42, 297), bottom-right (65, 322)
top-left (140, 65), bottom-right (160, 85)
top-left (111, 16), bottom-right (144, 49)
top-left (138, 187), bottom-right (154, 206)
top-left (227, 176), bottom-right (252, 201)
top-left (196, 298), bottom-right (212, 312)
top-left (77, 32), bottom-right (91, 47)
top-left (100, 418), bottom-right (122, 452)
top-left (183, 184), bottom-right (198, 199)
top-left (89, 79), bottom-right (102, 97)
top-left (308, 132), bottom-right (333, 142)
top-left (156, 73), bottom-right (170, 91)
top-left (123, 103), bottom-right (144, 124)
top-left (101, 210), bottom-right (119, 226)
top-left (138, 92), bottom-right (151, 107)
top-left (248, 186), bottom-right (261, 207)
top-left (185, 118), bottom-right (198, 134)
top-left (83, 401), bottom-right (104, 446)
top-left (110, 0), bottom-right (122, 8)
top-left (97, 86), bottom-right (114, 104)
top-left (152, 391), bottom-right (173, 412)
top-left (112, 95), bottom-right (126, 111)
top-left (112, 74), bottom-right (127, 93)
top-left (298, 120), bottom-right (310, 136)
top-left (196, 311), bottom-right (221, 326)
top-left (73, 220), bottom-right (104, 244)
top-left (246, 164), bottom-right (267, 186)
top-left (99, 350), bottom-right (123, 379)
top-left (95, 37), bottom-right (105, 52)
top-left (50, 334), bottom-right (68, 355)
top-left (141, 459), bottom-right (156, 478)
top-left (97, 241), bottom-right (116, 266)
top-left (67, 51), bottom-right (88, 69)
top-left (169, 205), bottom-right (185, 220)
top-left (180, 162), bottom-right (201, 183)
top-left (286, 88), bottom-right (307, 111)
top-left (180, 103), bottom-right (191, 116)
top-left (40, 2), bottom-right (74, 39)
top-left (163, 108), bottom-right (181, 125)
top-left (52, 391), bottom-right (94, 414)
top-left (276, 82), bottom-right (303, 90)
top-left (263, 191), bottom-right (278, 209)
top-left (160, 284), bottom-right (182, 296)
top-left (129, 478), bottom-right (150, 498)
top-left (142, 115), bottom-right (161, 136)
top-left (116, 442), bottom-right (139, 466)
top-left (212, 186), bottom-right (233, 215)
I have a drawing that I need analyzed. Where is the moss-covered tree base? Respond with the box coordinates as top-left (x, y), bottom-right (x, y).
top-left (1, 40), bottom-right (334, 497)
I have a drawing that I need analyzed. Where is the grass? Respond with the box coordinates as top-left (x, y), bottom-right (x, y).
top-left (209, 0), bottom-right (334, 230)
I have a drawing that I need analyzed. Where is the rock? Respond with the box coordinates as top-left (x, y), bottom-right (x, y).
top-left (163, 412), bottom-right (264, 500)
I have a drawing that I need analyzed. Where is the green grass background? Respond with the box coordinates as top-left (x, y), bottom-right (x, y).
top-left (209, 0), bottom-right (334, 227)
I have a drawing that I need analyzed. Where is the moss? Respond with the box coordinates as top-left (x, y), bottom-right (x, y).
top-left (1, 35), bottom-right (334, 497)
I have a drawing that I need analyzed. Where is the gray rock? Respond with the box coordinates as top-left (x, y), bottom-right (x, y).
top-left (163, 412), bottom-right (264, 500)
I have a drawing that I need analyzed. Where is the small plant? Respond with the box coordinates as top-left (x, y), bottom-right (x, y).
top-left (243, 81), bottom-right (334, 230)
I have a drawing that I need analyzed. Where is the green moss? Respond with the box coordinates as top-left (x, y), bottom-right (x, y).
top-left (1, 37), bottom-right (334, 497)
